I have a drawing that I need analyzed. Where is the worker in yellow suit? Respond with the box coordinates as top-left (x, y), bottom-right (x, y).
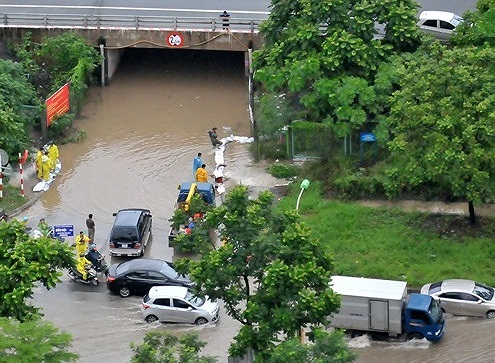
top-left (47, 141), bottom-right (59, 171)
top-left (35, 147), bottom-right (44, 180)
top-left (195, 164), bottom-right (208, 183)
top-left (41, 154), bottom-right (53, 181)
top-left (76, 254), bottom-right (92, 281)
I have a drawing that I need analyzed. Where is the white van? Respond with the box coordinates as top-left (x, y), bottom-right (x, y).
top-left (141, 286), bottom-right (220, 325)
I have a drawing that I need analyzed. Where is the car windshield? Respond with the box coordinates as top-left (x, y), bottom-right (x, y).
top-left (160, 262), bottom-right (180, 279)
top-left (473, 282), bottom-right (494, 301)
top-left (184, 290), bottom-right (204, 307)
top-left (111, 227), bottom-right (137, 242)
top-left (429, 299), bottom-right (444, 323)
top-left (451, 15), bottom-right (463, 27)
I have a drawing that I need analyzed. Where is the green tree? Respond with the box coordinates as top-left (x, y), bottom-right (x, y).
top-left (259, 329), bottom-right (356, 363)
top-left (0, 220), bottom-right (75, 321)
top-left (176, 186), bottom-right (342, 360)
top-left (0, 317), bottom-right (78, 362)
top-left (452, 0), bottom-right (495, 46)
top-left (0, 59), bottom-right (40, 157)
top-left (385, 44), bottom-right (495, 224)
top-left (130, 331), bottom-right (216, 363)
top-left (254, 0), bottom-right (421, 136)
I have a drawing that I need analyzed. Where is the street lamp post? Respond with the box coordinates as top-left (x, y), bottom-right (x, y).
top-left (296, 179), bottom-right (310, 212)
top-left (295, 178), bottom-right (310, 344)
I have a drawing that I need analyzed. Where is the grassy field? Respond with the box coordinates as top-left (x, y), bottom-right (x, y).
top-left (0, 184), bottom-right (28, 216)
top-left (276, 182), bottom-right (495, 289)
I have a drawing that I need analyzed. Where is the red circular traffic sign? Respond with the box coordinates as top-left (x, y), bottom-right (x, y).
top-left (167, 33), bottom-right (183, 47)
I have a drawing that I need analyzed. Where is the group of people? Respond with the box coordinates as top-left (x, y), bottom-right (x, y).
top-left (192, 127), bottom-right (227, 186)
top-left (74, 213), bottom-right (104, 282)
top-left (34, 141), bottom-right (59, 181)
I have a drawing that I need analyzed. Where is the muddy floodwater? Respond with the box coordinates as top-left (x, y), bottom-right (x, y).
top-left (26, 48), bottom-right (495, 362)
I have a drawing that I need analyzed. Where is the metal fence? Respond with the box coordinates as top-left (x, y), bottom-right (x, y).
top-left (0, 12), bottom-right (265, 32)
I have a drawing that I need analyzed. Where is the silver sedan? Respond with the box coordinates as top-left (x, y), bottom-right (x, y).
top-left (421, 279), bottom-right (495, 319)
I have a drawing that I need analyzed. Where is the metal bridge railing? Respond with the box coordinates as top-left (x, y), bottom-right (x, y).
top-left (0, 12), bottom-right (265, 32)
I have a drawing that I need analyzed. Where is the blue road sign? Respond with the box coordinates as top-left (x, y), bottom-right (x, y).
top-left (53, 224), bottom-right (74, 237)
top-left (360, 132), bottom-right (376, 142)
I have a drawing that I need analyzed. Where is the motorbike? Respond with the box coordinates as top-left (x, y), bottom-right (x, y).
top-left (67, 265), bottom-right (99, 286)
top-left (86, 249), bottom-right (109, 277)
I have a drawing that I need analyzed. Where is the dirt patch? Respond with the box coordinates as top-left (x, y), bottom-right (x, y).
top-left (413, 214), bottom-right (494, 241)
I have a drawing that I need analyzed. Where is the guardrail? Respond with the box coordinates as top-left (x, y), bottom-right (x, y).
top-left (0, 12), bottom-right (265, 32)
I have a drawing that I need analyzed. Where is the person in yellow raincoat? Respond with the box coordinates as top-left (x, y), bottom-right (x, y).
top-left (77, 254), bottom-right (92, 281)
top-left (47, 141), bottom-right (59, 171)
top-left (41, 154), bottom-right (52, 181)
top-left (75, 231), bottom-right (90, 256)
top-left (195, 164), bottom-right (208, 182)
top-left (35, 147), bottom-right (44, 180)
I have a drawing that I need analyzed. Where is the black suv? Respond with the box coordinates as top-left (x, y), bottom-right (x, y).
top-left (108, 209), bottom-right (152, 257)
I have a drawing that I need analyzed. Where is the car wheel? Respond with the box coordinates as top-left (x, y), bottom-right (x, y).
top-left (145, 315), bottom-right (159, 323)
top-left (195, 317), bottom-right (208, 325)
top-left (119, 286), bottom-right (131, 297)
top-left (486, 311), bottom-right (495, 319)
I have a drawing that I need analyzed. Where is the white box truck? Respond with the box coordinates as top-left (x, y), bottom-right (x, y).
top-left (329, 276), bottom-right (445, 341)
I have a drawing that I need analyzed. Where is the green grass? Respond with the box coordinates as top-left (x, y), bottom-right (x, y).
top-left (277, 182), bottom-right (495, 289)
top-left (0, 183), bottom-right (28, 214)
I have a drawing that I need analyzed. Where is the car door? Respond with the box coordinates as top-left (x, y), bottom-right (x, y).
top-left (151, 298), bottom-right (174, 322)
top-left (438, 292), bottom-right (481, 316)
top-left (139, 213), bottom-right (152, 247)
top-left (172, 298), bottom-right (196, 323)
top-left (146, 271), bottom-right (170, 289)
top-left (125, 270), bottom-right (149, 295)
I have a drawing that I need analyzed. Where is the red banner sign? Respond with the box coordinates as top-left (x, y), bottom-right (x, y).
top-left (46, 83), bottom-right (70, 127)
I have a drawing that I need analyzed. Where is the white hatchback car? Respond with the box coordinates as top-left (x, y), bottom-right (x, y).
top-left (417, 11), bottom-right (463, 42)
top-left (141, 286), bottom-right (220, 324)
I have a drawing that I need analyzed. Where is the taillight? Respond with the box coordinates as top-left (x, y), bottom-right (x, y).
top-left (142, 304), bottom-right (150, 310)
top-left (134, 243), bottom-right (141, 249)
top-left (107, 276), bottom-right (116, 282)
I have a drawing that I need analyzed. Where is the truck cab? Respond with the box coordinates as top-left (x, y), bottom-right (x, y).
top-left (404, 293), bottom-right (445, 342)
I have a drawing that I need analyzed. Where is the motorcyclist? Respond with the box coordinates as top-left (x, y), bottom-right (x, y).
top-left (75, 231), bottom-right (90, 256)
top-left (76, 253), bottom-right (92, 282)
top-left (86, 243), bottom-right (107, 275)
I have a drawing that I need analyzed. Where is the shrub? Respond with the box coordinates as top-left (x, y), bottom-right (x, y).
top-left (267, 162), bottom-right (300, 178)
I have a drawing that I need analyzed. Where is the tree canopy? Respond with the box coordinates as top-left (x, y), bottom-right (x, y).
top-left (253, 0), bottom-right (421, 135)
top-left (0, 317), bottom-right (78, 362)
top-left (452, 0), bottom-right (495, 47)
top-left (385, 43), bottom-right (495, 224)
top-left (175, 186), bottom-right (349, 360)
top-left (0, 220), bottom-right (75, 321)
top-left (131, 332), bottom-right (216, 363)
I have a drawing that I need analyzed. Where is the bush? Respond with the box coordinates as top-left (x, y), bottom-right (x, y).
top-left (333, 174), bottom-right (385, 199)
top-left (267, 162), bottom-right (300, 178)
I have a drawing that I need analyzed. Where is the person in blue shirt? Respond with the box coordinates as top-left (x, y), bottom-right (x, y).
top-left (192, 152), bottom-right (203, 180)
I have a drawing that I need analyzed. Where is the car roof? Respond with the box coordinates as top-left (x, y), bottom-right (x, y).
top-left (116, 258), bottom-right (166, 274)
top-left (419, 11), bottom-right (461, 23)
top-left (148, 285), bottom-right (188, 299)
top-left (440, 279), bottom-right (475, 292)
top-left (114, 208), bottom-right (150, 227)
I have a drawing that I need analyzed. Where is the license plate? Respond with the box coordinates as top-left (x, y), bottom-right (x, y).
top-left (121, 244), bottom-right (128, 248)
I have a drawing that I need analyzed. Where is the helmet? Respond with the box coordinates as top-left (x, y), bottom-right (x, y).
top-left (90, 244), bottom-right (96, 250)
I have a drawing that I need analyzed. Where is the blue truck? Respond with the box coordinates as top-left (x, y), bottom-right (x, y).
top-left (329, 276), bottom-right (445, 342)
top-left (168, 182), bottom-right (216, 243)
